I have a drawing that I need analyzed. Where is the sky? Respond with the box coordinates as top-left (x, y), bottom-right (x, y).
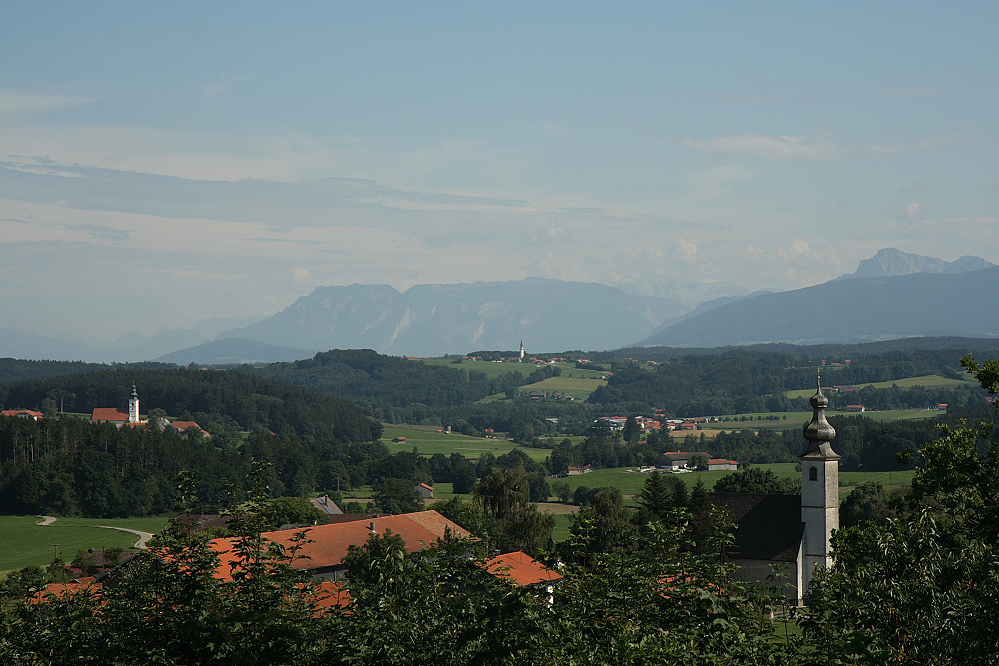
top-left (1, 1), bottom-right (997, 347)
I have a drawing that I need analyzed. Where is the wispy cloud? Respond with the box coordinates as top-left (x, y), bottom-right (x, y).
top-left (860, 86), bottom-right (940, 96)
top-left (896, 203), bottom-right (925, 220)
top-left (686, 90), bottom-right (809, 103)
top-left (900, 182), bottom-right (928, 193)
top-left (0, 91), bottom-right (96, 114)
top-left (683, 132), bottom-right (965, 161)
top-left (68, 224), bottom-right (131, 243)
top-left (682, 133), bottom-right (844, 161)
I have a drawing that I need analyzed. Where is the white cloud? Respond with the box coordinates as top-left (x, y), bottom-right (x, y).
top-left (683, 132), bottom-right (966, 162)
top-left (682, 133), bottom-right (845, 161)
top-left (687, 165), bottom-right (755, 199)
top-left (897, 203), bottom-right (925, 220)
top-left (0, 91), bottom-right (96, 115)
top-left (860, 86), bottom-right (941, 96)
top-left (293, 266), bottom-right (313, 284)
top-left (686, 90), bottom-right (808, 103)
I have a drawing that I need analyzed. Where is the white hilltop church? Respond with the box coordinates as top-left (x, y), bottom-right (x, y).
top-left (709, 377), bottom-right (840, 603)
top-left (91, 384), bottom-right (146, 427)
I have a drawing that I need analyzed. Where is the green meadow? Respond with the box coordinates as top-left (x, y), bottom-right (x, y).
top-left (709, 408), bottom-right (943, 431)
top-left (422, 359), bottom-right (606, 381)
top-left (520, 375), bottom-right (607, 399)
top-left (381, 424), bottom-right (552, 462)
top-left (785, 374), bottom-right (975, 399)
top-left (0, 515), bottom-right (171, 579)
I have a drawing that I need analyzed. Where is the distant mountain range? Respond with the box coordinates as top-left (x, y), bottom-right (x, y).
top-left (838, 247), bottom-right (995, 279)
top-left (636, 265), bottom-right (999, 348)
top-left (3, 249), bottom-right (996, 362)
top-left (154, 338), bottom-right (319, 365)
top-left (219, 278), bottom-right (687, 358)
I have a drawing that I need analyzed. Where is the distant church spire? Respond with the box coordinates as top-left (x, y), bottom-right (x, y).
top-left (800, 368), bottom-right (840, 595)
top-left (128, 384), bottom-right (140, 424)
top-left (519, 340), bottom-right (525, 361)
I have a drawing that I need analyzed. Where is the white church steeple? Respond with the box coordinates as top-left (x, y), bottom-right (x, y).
top-left (128, 384), bottom-right (140, 424)
top-left (800, 372), bottom-right (840, 595)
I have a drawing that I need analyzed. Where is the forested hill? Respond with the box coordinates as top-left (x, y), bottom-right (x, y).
top-left (0, 368), bottom-right (382, 443)
top-left (588, 348), bottom-right (990, 416)
top-left (0, 358), bottom-right (175, 385)
top-left (241, 349), bottom-right (559, 407)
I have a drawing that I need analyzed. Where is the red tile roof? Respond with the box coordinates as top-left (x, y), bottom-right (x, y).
top-left (483, 551), bottom-right (563, 587)
top-left (92, 408), bottom-right (129, 422)
top-left (209, 510), bottom-right (470, 580)
top-left (31, 578), bottom-right (101, 604)
top-left (2, 409), bottom-right (44, 418)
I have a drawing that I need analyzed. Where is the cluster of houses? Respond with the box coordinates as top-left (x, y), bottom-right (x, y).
top-left (89, 386), bottom-right (209, 438)
top-left (2, 386), bottom-right (209, 438)
top-left (597, 414), bottom-right (712, 433)
top-left (32, 506), bottom-right (562, 614)
top-left (1, 409), bottom-right (45, 420)
top-left (654, 451), bottom-right (738, 472)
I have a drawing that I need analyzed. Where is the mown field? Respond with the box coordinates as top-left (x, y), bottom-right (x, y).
top-left (711, 408), bottom-right (944, 431)
top-left (520, 375), bottom-right (607, 399)
top-left (0, 515), bottom-right (172, 579)
top-left (381, 424), bottom-right (552, 461)
top-left (422, 359), bottom-right (607, 381)
top-left (785, 374), bottom-right (975, 399)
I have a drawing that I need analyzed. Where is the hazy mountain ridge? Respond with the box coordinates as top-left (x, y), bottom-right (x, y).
top-left (838, 248), bottom-right (995, 279)
top-left (222, 278), bottom-right (688, 357)
top-left (154, 338), bottom-right (319, 365)
top-left (637, 266), bottom-right (999, 348)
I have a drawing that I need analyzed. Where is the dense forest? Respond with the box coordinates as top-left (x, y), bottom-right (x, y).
top-left (241, 348), bottom-right (561, 408)
top-left (588, 348), bottom-right (992, 416)
top-left (0, 367), bottom-right (382, 443)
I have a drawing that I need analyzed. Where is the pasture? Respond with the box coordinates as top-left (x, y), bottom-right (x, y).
top-left (785, 374), bottom-right (975, 399)
top-left (422, 359), bottom-right (606, 381)
top-left (520, 375), bottom-right (607, 399)
top-left (0, 515), bottom-right (171, 579)
top-left (711, 408), bottom-right (943, 431)
top-left (381, 424), bottom-right (553, 462)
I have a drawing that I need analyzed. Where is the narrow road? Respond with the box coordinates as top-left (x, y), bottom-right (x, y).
top-left (96, 526), bottom-right (155, 550)
top-left (35, 515), bottom-right (154, 550)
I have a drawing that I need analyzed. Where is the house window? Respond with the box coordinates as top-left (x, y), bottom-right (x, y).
top-left (809, 467), bottom-right (818, 481)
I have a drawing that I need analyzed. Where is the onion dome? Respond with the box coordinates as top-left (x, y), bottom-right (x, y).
top-left (801, 375), bottom-right (840, 459)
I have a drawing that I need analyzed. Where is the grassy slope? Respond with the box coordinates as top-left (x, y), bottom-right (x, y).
top-left (381, 424), bottom-right (552, 462)
top-left (785, 374), bottom-right (975, 399)
top-left (0, 515), bottom-right (172, 579)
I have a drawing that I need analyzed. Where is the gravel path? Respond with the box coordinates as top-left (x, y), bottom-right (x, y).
top-left (96, 526), bottom-right (155, 550)
top-left (35, 515), bottom-right (154, 550)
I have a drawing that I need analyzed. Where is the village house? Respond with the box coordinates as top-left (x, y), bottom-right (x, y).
top-left (1, 409), bottom-right (44, 420)
top-left (655, 451), bottom-right (712, 471)
top-left (209, 510), bottom-right (470, 582)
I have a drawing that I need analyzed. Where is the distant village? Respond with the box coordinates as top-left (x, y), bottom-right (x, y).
top-left (3, 385), bottom-right (210, 439)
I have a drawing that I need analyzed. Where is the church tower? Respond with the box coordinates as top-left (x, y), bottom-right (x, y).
top-left (128, 384), bottom-right (140, 424)
top-left (519, 341), bottom-right (525, 361)
top-left (800, 374), bottom-right (840, 595)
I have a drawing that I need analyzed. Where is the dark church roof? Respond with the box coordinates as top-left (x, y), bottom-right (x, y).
top-left (709, 493), bottom-right (803, 562)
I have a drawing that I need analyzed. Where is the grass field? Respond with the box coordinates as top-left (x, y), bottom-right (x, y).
top-left (785, 374), bottom-right (975, 399)
top-left (710, 408), bottom-right (943, 431)
top-left (422, 359), bottom-right (606, 380)
top-left (0, 515), bottom-right (172, 579)
top-left (381, 424), bottom-right (552, 461)
top-left (519, 375), bottom-right (607, 399)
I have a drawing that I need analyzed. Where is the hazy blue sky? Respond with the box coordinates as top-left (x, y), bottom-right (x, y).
top-left (2, 2), bottom-right (996, 345)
